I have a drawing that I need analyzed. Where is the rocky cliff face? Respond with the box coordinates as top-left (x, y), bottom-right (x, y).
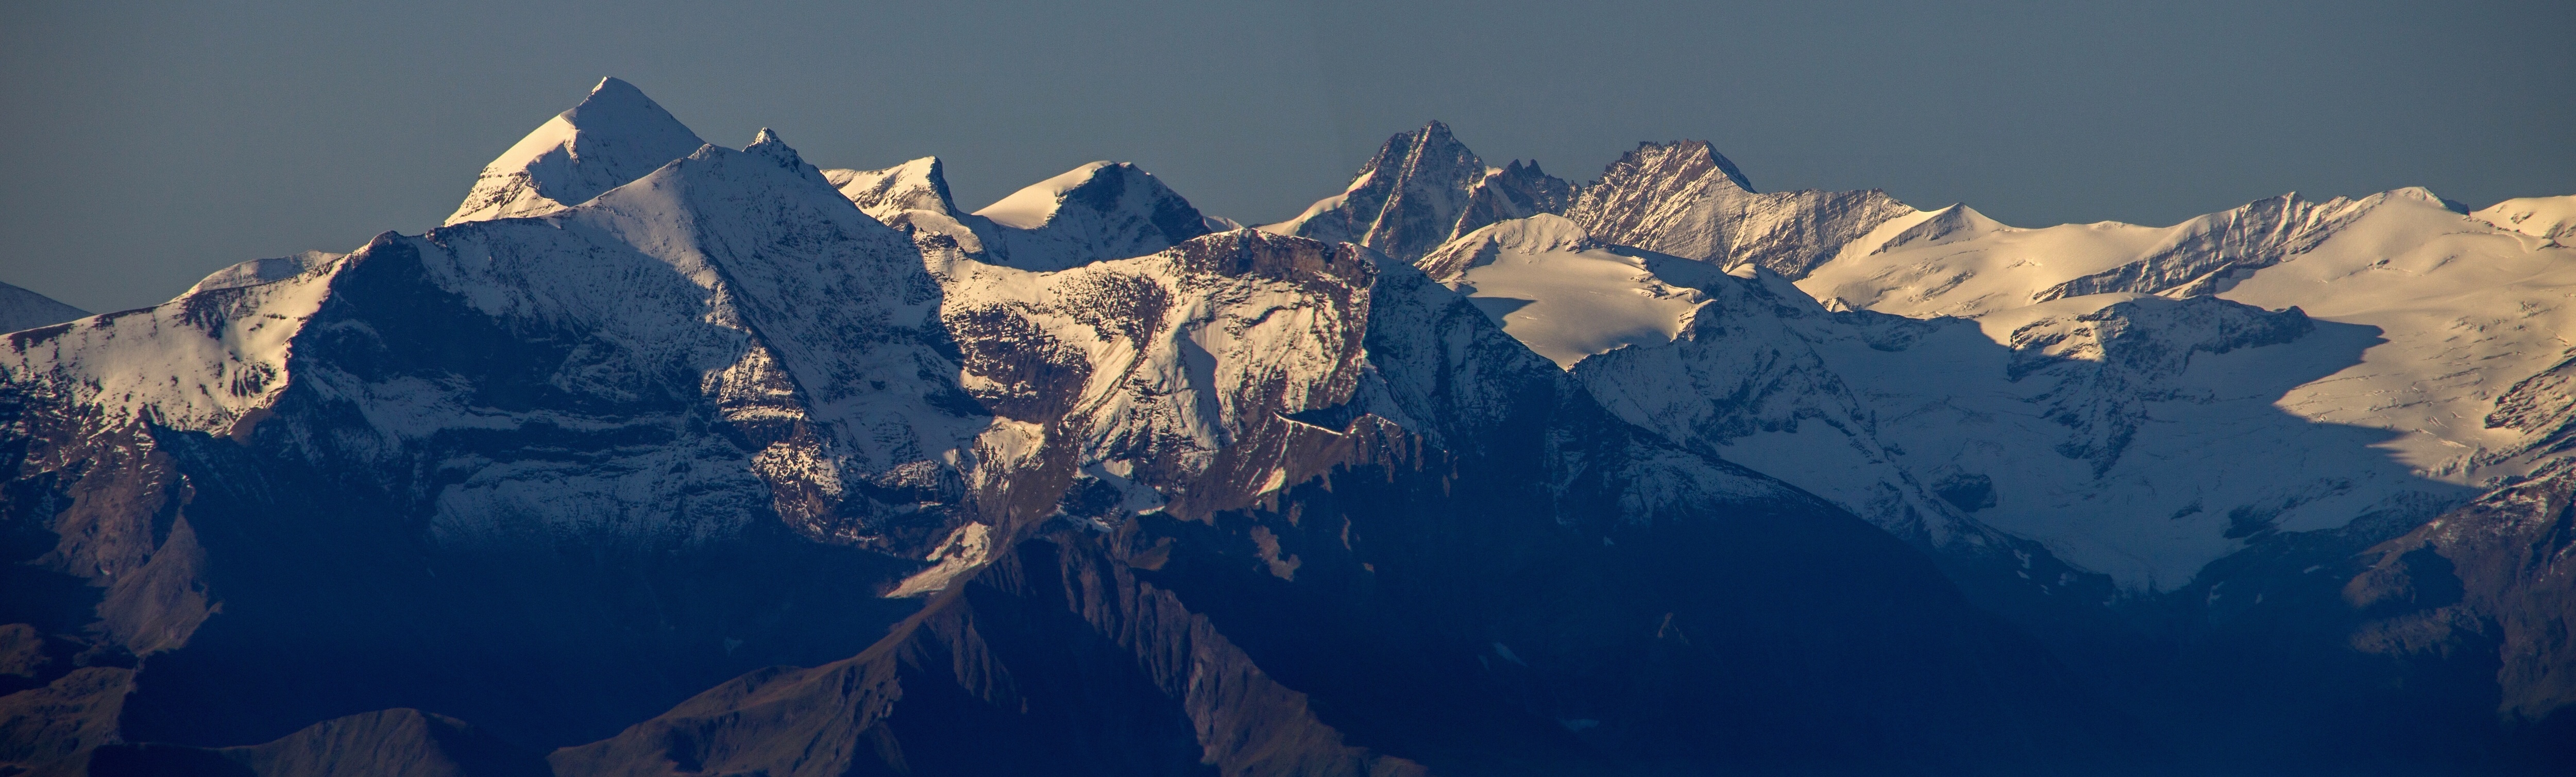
top-left (1266, 122), bottom-right (1574, 263)
top-left (1564, 141), bottom-right (1917, 277)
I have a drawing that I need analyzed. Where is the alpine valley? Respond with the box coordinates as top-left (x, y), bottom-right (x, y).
top-left (3, 78), bottom-right (2571, 776)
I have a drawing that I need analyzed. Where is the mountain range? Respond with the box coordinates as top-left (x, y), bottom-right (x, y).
top-left (3, 77), bottom-right (2570, 775)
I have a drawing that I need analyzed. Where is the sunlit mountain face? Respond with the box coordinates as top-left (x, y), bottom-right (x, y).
top-left (2, 78), bottom-right (2570, 776)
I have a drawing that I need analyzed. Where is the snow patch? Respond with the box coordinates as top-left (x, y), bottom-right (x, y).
top-left (1417, 215), bottom-right (1717, 368)
top-left (887, 522), bottom-right (996, 597)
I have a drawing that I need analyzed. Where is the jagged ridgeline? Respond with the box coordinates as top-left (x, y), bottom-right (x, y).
top-left (2, 77), bottom-right (2570, 776)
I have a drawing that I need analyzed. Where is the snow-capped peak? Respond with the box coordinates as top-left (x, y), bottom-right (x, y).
top-left (1799, 191), bottom-right (2383, 319)
top-left (954, 161), bottom-right (1211, 271)
top-left (1565, 140), bottom-right (1916, 277)
top-left (394, 126), bottom-right (970, 544)
top-left (972, 162), bottom-right (1204, 233)
top-left (1328, 120), bottom-right (1481, 198)
top-left (2473, 194), bottom-right (2576, 244)
top-left (444, 76), bottom-right (709, 225)
top-left (1605, 140), bottom-right (1754, 193)
top-left (741, 127), bottom-right (832, 187)
top-left (825, 157), bottom-right (958, 220)
top-left (1869, 203), bottom-right (2007, 252)
top-left (976, 161), bottom-right (1119, 229)
top-left (819, 156), bottom-right (989, 255)
top-left (1266, 121), bottom-right (1574, 262)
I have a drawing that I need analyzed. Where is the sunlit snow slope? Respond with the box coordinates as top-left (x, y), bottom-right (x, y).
top-left (1289, 126), bottom-right (2576, 592)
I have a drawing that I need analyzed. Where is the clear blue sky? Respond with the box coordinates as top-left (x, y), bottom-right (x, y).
top-left (5, 0), bottom-right (2569, 313)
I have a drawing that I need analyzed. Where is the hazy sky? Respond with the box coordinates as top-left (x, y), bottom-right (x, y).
top-left (4, 0), bottom-right (2569, 313)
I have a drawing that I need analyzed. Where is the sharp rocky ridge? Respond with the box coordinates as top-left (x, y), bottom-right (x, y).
top-left (2, 78), bottom-right (2571, 775)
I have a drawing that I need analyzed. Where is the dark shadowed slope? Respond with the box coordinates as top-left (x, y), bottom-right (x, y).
top-left (0, 283), bottom-right (86, 336)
